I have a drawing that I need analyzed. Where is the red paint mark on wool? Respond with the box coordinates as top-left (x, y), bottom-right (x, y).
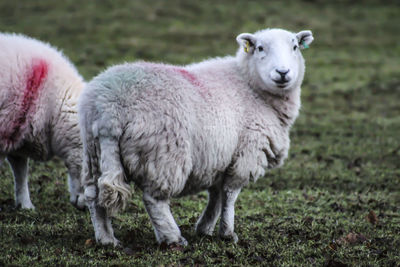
top-left (138, 62), bottom-right (210, 98)
top-left (174, 68), bottom-right (201, 87)
top-left (23, 60), bottom-right (48, 110)
top-left (5, 59), bottom-right (48, 146)
top-left (172, 67), bottom-right (210, 98)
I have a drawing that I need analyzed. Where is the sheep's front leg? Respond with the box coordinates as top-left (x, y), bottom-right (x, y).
top-left (7, 155), bottom-right (35, 209)
top-left (219, 186), bottom-right (241, 243)
top-left (195, 183), bottom-right (222, 236)
top-left (143, 192), bottom-right (187, 246)
top-left (85, 184), bottom-right (120, 246)
top-left (67, 168), bottom-right (85, 210)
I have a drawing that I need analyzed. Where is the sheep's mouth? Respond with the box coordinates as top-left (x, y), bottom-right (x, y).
top-left (275, 83), bottom-right (289, 89)
top-left (273, 79), bottom-right (289, 85)
top-left (272, 79), bottom-right (290, 89)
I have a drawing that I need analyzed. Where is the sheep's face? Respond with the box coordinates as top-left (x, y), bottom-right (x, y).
top-left (237, 29), bottom-right (313, 94)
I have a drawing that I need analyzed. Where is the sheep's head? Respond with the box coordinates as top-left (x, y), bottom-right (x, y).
top-left (237, 28), bottom-right (313, 95)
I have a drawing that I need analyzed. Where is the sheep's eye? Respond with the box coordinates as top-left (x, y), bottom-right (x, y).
top-left (293, 45), bottom-right (298, 51)
top-left (258, 46), bottom-right (264, 52)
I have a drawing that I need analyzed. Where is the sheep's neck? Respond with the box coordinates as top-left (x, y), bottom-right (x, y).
top-left (260, 88), bottom-right (301, 128)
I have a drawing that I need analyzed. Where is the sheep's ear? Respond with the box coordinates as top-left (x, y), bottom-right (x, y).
top-left (236, 33), bottom-right (257, 54)
top-left (296, 30), bottom-right (313, 49)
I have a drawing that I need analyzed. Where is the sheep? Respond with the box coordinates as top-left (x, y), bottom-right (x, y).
top-left (78, 28), bottom-right (314, 246)
top-left (0, 33), bottom-right (85, 209)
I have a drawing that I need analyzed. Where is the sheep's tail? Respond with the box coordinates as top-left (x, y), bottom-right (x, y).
top-left (97, 137), bottom-right (131, 216)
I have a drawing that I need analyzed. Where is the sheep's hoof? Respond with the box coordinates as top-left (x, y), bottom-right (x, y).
top-left (71, 194), bottom-right (86, 210)
top-left (195, 220), bottom-right (216, 236)
top-left (177, 236), bottom-right (188, 246)
top-left (16, 201), bottom-right (35, 210)
top-left (165, 236), bottom-right (188, 246)
top-left (219, 232), bottom-right (238, 243)
top-left (195, 226), bottom-right (214, 237)
top-left (160, 236), bottom-right (188, 249)
top-left (114, 240), bottom-right (123, 248)
top-left (98, 236), bottom-right (121, 248)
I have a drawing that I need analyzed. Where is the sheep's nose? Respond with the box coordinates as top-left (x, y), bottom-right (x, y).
top-left (276, 69), bottom-right (290, 79)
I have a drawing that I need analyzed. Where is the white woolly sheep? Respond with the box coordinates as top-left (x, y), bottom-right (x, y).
top-left (78, 28), bottom-right (314, 246)
top-left (0, 33), bottom-right (85, 209)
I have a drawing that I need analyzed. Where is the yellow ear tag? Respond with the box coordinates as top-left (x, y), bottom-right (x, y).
top-left (244, 41), bottom-right (250, 53)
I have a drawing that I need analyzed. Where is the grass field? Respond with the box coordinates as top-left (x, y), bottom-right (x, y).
top-left (1, 0), bottom-right (399, 266)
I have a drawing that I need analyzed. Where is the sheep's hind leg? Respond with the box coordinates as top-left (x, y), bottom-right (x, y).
top-left (219, 186), bottom-right (241, 243)
top-left (143, 192), bottom-right (188, 246)
top-left (195, 183), bottom-right (222, 236)
top-left (85, 184), bottom-right (120, 247)
top-left (7, 155), bottom-right (35, 209)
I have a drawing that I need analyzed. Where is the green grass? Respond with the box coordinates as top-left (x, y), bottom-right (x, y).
top-left (1, 0), bottom-right (399, 266)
